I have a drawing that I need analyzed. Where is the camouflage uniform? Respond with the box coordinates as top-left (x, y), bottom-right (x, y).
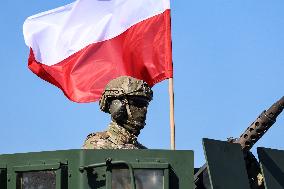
top-left (83, 76), bottom-right (153, 149)
top-left (82, 122), bottom-right (146, 149)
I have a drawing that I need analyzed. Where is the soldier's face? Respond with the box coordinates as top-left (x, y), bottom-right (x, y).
top-left (109, 96), bottom-right (149, 135)
top-left (127, 96), bottom-right (149, 126)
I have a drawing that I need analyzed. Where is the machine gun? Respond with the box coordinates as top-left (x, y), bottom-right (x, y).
top-left (194, 96), bottom-right (284, 189)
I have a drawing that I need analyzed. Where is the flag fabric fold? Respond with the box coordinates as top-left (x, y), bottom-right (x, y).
top-left (24, 0), bottom-right (172, 102)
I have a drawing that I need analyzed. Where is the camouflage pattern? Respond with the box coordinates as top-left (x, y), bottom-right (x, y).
top-left (100, 76), bottom-right (153, 113)
top-left (82, 122), bottom-right (146, 149)
top-left (83, 76), bottom-right (152, 149)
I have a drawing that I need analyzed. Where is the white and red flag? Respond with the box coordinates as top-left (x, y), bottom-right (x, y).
top-left (23, 0), bottom-right (172, 102)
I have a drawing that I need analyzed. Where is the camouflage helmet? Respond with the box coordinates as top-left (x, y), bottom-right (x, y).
top-left (99, 76), bottom-right (153, 113)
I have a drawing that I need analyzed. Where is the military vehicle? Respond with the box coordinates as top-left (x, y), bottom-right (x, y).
top-left (0, 96), bottom-right (283, 189)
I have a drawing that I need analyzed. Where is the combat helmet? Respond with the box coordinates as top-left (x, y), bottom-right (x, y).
top-left (99, 76), bottom-right (153, 113)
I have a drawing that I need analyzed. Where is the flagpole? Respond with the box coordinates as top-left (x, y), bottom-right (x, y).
top-left (169, 78), bottom-right (176, 150)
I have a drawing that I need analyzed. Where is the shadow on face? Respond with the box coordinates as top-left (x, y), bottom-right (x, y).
top-left (109, 96), bottom-right (149, 134)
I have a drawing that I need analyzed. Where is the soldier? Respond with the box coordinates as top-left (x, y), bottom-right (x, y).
top-left (83, 76), bottom-right (153, 149)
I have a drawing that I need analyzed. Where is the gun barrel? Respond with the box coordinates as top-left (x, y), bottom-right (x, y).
top-left (234, 96), bottom-right (284, 152)
top-left (194, 96), bottom-right (284, 188)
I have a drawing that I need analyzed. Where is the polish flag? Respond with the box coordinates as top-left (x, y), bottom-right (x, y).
top-left (23, 0), bottom-right (172, 102)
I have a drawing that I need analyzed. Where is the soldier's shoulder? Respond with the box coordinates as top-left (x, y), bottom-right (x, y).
top-left (86, 131), bottom-right (109, 140)
top-left (82, 131), bottom-right (111, 149)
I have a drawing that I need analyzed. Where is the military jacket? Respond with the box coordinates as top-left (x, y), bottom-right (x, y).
top-left (83, 122), bottom-right (146, 149)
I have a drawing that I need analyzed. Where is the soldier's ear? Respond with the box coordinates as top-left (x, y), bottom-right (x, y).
top-left (109, 99), bottom-right (127, 122)
top-left (105, 97), bottom-right (116, 113)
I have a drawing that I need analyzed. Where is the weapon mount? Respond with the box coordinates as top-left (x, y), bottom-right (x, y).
top-left (194, 96), bottom-right (284, 189)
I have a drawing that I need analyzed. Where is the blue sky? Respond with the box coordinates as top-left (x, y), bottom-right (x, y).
top-left (1, 0), bottom-right (284, 166)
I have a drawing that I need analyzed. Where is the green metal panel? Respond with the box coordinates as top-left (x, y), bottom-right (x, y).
top-left (257, 147), bottom-right (284, 189)
top-left (0, 149), bottom-right (193, 189)
top-left (202, 138), bottom-right (250, 189)
top-left (0, 168), bottom-right (7, 189)
top-left (80, 150), bottom-right (194, 189)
